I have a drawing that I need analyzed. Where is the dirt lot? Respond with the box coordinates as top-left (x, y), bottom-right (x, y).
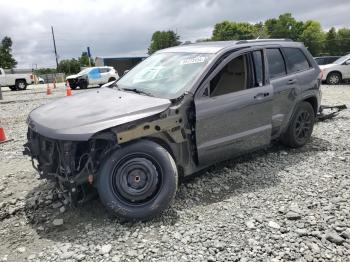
top-left (0, 84), bottom-right (349, 262)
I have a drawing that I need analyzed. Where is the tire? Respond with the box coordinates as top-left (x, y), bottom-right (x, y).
top-left (15, 80), bottom-right (27, 90)
top-left (97, 140), bottom-right (178, 221)
top-left (326, 72), bottom-right (342, 85)
top-left (79, 81), bottom-right (88, 89)
top-left (9, 86), bottom-right (17, 91)
top-left (281, 102), bottom-right (315, 148)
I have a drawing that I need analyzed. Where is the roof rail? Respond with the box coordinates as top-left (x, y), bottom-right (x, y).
top-left (236, 39), bottom-right (293, 44)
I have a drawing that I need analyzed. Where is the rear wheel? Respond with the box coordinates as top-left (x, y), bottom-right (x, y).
top-left (97, 140), bottom-right (178, 221)
top-left (326, 72), bottom-right (342, 85)
top-left (15, 80), bottom-right (27, 90)
top-left (281, 102), bottom-right (315, 148)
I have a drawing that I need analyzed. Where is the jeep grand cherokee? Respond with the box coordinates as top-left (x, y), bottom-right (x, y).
top-left (24, 39), bottom-right (322, 221)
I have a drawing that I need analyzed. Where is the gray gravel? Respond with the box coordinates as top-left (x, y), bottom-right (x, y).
top-left (0, 84), bottom-right (349, 261)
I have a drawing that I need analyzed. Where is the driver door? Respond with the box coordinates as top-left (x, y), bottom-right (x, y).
top-left (194, 49), bottom-right (273, 165)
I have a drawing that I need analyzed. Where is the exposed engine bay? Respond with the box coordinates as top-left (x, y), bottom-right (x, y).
top-left (23, 128), bottom-right (117, 205)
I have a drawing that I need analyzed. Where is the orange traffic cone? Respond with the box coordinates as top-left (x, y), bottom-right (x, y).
top-left (0, 126), bottom-right (7, 143)
top-left (66, 81), bottom-right (72, 96)
top-left (46, 83), bottom-right (52, 95)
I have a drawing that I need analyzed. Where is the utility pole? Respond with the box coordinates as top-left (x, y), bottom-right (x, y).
top-left (87, 46), bottom-right (92, 67)
top-left (51, 26), bottom-right (59, 69)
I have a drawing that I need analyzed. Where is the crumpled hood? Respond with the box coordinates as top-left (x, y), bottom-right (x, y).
top-left (66, 74), bottom-right (79, 80)
top-left (28, 88), bottom-right (171, 141)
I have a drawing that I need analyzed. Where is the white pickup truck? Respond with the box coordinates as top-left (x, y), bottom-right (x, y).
top-left (0, 68), bottom-right (34, 91)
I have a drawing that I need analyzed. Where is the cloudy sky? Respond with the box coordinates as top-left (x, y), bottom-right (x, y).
top-left (0, 0), bottom-right (349, 68)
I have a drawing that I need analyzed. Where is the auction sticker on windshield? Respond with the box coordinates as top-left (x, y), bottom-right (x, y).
top-left (180, 56), bottom-right (209, 65)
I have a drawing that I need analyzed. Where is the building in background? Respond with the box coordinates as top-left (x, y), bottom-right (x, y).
top-left (95, 56), bottom-right (147, 75)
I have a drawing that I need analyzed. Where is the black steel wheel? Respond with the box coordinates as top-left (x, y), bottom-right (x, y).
top-left (282, 102), bottom-right (315, 148)
top-left (97, 140), bottom-right (178, 221)
top-left (111, 154), bottom-right (161, 205)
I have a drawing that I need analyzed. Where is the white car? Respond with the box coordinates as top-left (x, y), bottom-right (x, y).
top-left (320, 54), bottom-right (350, 84)
top-left (66, 66), bottom-right (119, 89)
top-left (38, 77), bottom-right (45, 84)
top-left (0, 68), bottom-right (34, 91)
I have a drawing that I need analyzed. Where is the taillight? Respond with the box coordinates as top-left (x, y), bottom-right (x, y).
top-left (30, 74), bottom-right (34, 80)
top-left (319, 70), bottom-right (323, 80)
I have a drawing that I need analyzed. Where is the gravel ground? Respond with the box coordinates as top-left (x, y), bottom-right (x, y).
top-left (0, 84), bottom-right (349, 262)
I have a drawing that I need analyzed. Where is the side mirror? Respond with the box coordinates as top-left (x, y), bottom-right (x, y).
top-left (123, 70), bottom-right (129, 76)
top-left (345, 60), bottom-right (350, 65)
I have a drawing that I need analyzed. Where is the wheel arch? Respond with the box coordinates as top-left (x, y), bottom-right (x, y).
top-left (16, 78), bottom-right (27, 84)
top-left (303, 96), bottom-right (318, 116)
top-left (121, 134), bottom-right (186, 178)
top-left (327, 70), bottom-right (343, 79)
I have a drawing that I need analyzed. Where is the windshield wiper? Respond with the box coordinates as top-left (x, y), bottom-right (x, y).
top-left (121, 88), bottom-right (153, 97)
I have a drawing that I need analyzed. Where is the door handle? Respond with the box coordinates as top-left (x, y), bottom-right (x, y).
top-left (254, 92), bottom-right (269, 99)
top-left (287, 79), bottom-right (297, 85)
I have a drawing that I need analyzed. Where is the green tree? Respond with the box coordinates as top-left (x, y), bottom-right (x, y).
top-left (0, 36), bottom-right (17, 69)
top-left (325, 27), bottom-right (339, 55)
top-left (299, 20), bottom-right (325, 56)
top-left (211, 21), bottom-right (256, 40)
top-left (148, 30), bottom-right (181, 54)
top-left (265, 13), bottom-right (304, 40)
top-left (79, 51), bottom-right (94, 67)
top-left (34, 68), bottom-right (57, 75)
top-left (337, 28), bottom-right (350, 55)
top-left (57, 59), bottom-right (81, 75)
top-left (252, 22), bottom-right (270, 39)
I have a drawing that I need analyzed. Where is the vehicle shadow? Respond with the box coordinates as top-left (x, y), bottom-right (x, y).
top-left (23, 136), bottom-right (332, 243)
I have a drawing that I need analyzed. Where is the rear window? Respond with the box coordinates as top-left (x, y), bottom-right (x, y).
top-left (283, 48), bottom-right (310, 73)
top-left (266, 48), bottom-right (286, 79)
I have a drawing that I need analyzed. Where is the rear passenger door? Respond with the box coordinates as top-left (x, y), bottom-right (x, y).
top-left (266, 48), bottom-right (299, 137)
top-left (195, 50), bottom-right (273, 165)
top-left (99, 68), bottom-right (110, 84)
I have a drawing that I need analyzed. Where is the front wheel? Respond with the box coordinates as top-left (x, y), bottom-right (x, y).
top-left (16, 80), bottom-right (27, 90)
top-left (97, 140), bottom-right (178, 221)
top-left (326, 72), bottom-right (342, 85)
top-left (281, 102), bottom-right (315, 148)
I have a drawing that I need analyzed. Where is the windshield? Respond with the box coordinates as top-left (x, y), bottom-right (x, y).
top-left (117, 52), bottom-right (213, 99)
top-left (333, 54), bottom-right (350, 65)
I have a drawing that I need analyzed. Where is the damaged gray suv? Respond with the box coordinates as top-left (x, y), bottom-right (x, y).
top-left (24, 39), bottom-right (321, 221)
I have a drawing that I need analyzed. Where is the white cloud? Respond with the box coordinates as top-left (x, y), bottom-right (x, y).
top-left (0, 0), bottom-right (349, 68)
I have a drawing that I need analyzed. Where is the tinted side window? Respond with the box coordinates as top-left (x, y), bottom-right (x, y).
top-left (266, 49), bottom-right (286, 79)
top-left (252, 50), bottom-right (264, 87)
top-left (283, 48), bottom-right (310, 73)
top-left (315, 58), bottom-right (324, 65)
top-left (99, 68), bottom-right (109, 73)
